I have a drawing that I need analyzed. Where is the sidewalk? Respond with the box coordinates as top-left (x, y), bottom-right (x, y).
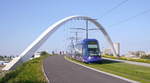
top-left (103, 57), bottom-right (150, 67)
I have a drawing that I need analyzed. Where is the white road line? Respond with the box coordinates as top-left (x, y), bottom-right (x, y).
top-left (42, 61), bottom-right (50, 83)
top-left (65, 56), bottom-right (140, 83)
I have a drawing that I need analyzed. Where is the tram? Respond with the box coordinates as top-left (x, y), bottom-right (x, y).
top-left (70, 39), bottom-right (102, 63)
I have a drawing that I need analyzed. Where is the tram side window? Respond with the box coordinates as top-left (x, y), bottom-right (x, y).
top-left (82, 45), bottom-right (87, 56)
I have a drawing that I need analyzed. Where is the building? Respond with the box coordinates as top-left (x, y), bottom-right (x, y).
top-left (33, 52), bottom-right (41, 58)
top-left (102, 42), bottom-right (120, 56)
top-left (146, 52), bottom-right (150, 55)
top-left (125, 51), bottom-right (146, 58)
top-left (113, 43), bottom-right (120, 56)
top-left (0, 61), bottom-right (9, 66)
top-left (102, 48), bottom-right (113, 55)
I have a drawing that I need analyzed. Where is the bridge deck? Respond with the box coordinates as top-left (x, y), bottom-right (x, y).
top-left (43, 55), bottom-right (130, 83)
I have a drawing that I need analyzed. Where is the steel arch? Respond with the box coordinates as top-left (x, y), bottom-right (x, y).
top-left (3, 15), bottom-right (117, 70)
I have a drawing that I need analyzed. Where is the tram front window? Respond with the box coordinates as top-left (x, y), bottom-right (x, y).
top-left (88, 44), bottom-right (99, 56)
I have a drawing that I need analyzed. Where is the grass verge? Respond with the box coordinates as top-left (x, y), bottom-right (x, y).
top-left (65, 56), bottom-right (150, 83)
top-left (0, 53), bottom-right (51, 83)
top-left (102, 55), bottom-right (150, 64)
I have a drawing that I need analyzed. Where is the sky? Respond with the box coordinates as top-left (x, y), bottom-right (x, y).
top-left (0, 0), bottom-right (150, 56)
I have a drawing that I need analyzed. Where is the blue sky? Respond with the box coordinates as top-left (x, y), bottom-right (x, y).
top-left (0, 0), bottom-right (150, 56)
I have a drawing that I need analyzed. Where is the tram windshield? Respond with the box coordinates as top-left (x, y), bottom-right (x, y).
top-left (88, 42), bottom-right (100, 56)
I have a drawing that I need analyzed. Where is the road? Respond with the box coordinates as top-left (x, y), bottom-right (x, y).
top-left (103, 57), bottom-right (150, 67)
top-left (43, 55), bottom-right (132, 83)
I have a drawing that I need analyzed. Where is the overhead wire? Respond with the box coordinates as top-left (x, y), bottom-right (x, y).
top-left (108, 8), bottom-right (150, 27)
top-left (99, 0), bottom-right (129, 18)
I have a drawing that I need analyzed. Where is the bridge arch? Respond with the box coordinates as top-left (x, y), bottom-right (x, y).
top-left (3, 15), bottom-right (117, 70)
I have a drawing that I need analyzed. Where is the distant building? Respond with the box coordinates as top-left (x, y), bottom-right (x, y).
top-left (146, 52), bottom-right (150, 55)
top-left (102, 42), bottom-right (120, 56)
top-left (102, 48), bottom-right (113, 55)
top-left (32, 52), bottom-right (41, 58)
top-left (125, 51), bottom-right (146, 58)
top-left (113, 43), bottom-right (120, 56)
top-left (0, 61), bottom-right (9, 65)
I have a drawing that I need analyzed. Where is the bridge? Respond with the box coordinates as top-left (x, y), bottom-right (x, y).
top-left (2, 15), bottom-right (140, 83)
top-left (3, 15), bottom-right (117, 70)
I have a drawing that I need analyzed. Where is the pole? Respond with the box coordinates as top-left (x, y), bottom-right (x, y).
top-left (75, 32), bottom-right (78, 43)
top-left (86, 20), bottom-right (88, 39)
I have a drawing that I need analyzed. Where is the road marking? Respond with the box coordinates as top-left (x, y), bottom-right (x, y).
top-left (65, 56), bottom-right (140, 83)
top-left (42, 61), bottom-right (50, 83)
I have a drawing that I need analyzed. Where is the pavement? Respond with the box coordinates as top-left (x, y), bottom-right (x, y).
top-left (43, 55), bottom-right (133, 83)
top-left (103, 57), bottom-right (150, 67)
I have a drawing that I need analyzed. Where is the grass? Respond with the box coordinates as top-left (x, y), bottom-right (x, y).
top-left (0, 65), bottom-right (8, 80)
top-left (102, 54), bottom-right (150, 64)
top-left (65, 56), bottom-right (150, 83)
top-left (0, 53), bottom-right (51, 83)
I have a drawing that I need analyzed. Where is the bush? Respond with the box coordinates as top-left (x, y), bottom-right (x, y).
top-left (140, 55), bottom-right (150, 59)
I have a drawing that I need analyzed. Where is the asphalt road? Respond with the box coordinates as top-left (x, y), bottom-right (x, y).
top-left (104, 57), bottom-right (150, 67)
top-left (43, 55), bottom-right (131, 83)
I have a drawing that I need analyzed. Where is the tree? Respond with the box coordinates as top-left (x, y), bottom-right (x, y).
top-left (40, 51), bottom-right (47, 55)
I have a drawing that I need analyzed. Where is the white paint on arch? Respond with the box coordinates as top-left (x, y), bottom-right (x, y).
top-left (3, 15), bottom-right (117, 70)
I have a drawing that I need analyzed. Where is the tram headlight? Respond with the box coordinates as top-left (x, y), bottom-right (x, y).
top-left (88, 56), bottom-right (92, 60)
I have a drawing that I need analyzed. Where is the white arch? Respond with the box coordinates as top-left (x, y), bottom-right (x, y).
top-left (3, 15), bottom-right (117, 70)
